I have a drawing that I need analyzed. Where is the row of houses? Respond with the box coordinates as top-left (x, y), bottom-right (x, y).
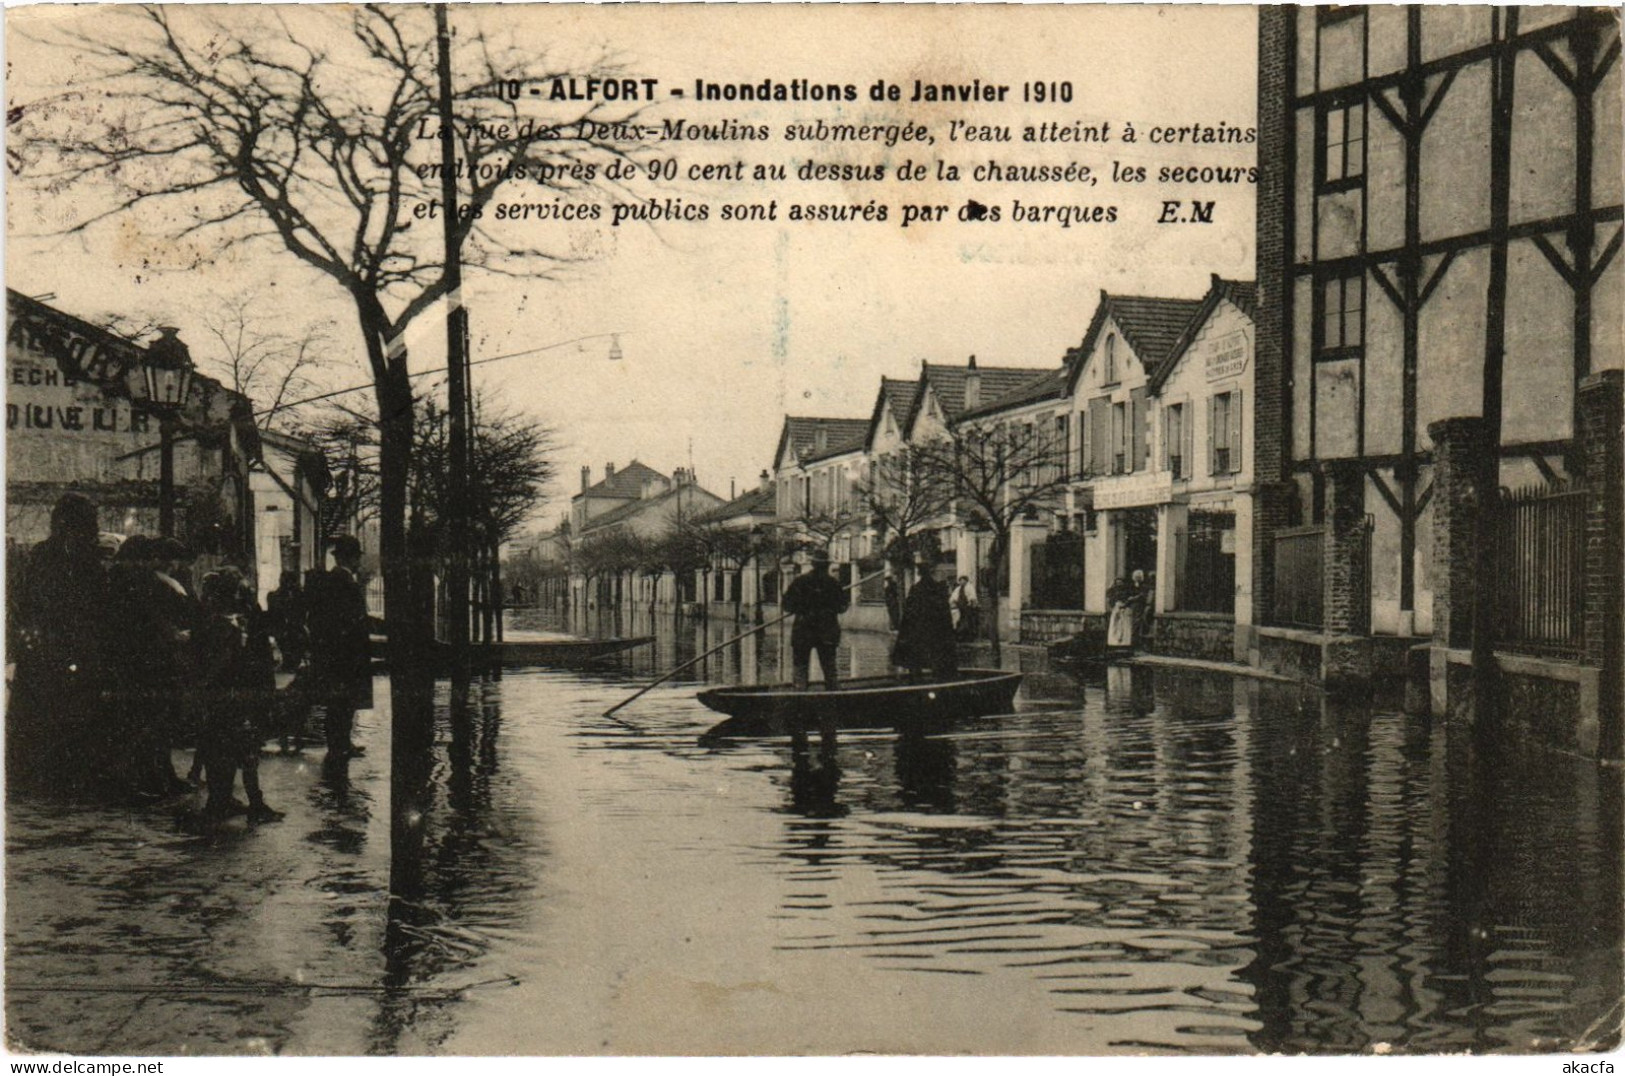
top-left (524, 273), bottom-right (1265, 650)
top-left (524, 7), bottom-right (1622, 756)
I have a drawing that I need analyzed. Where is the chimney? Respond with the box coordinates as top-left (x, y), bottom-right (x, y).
top-left (815, 428), bottom-right (828, 452)
top-left (605, 462), bottom-right (616, 479)
top-left (759, 468), bottom-right (770, 490)
top-left (967, 354), bottom-right (977, 370)
top-left (580, 466), bottom-right (591, 492)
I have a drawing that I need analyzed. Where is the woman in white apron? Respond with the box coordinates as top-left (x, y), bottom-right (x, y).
top-left (1106, 576), bottom-right (1135, 650)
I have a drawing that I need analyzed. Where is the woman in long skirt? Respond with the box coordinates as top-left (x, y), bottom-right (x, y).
top-left (1106, 576), bottom-right (1135, 652)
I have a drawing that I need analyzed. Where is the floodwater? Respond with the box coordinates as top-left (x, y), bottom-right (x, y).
top-left (6, 609), bottom-right (1621, 1055)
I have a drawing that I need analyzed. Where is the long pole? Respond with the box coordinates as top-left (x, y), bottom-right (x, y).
top-left (435, 4), bottom-right (471, 675)
top-left (158, 417), bottom-right (175, 539)
top-left (604, 567), bottom-right (887, 717)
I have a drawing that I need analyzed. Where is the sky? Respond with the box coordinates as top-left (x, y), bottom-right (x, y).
top-left (6, 4), bottom-right (1257, 531)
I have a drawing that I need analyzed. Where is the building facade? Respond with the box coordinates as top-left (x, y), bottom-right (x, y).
top-left (249, 429), bottom-right (331, 606)
top-left (6, 290), bottom-right (261, 576)
top-left (1144, 278), bottom-right (1260, 661)
top-left (1258, 7), bottom-right (1623, 749)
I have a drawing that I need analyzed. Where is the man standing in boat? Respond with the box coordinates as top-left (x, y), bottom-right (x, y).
top-left (893, 558), bottom-right (959, 683)
top-left (781, 548), bottom-right (849, 691)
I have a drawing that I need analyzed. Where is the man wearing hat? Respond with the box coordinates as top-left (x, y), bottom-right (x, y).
top-left (304, 535), bottom-right (372, 758)
top-left (780, 548), bottom-right (849, 691)
top-left (892, 558), bottom-right (959, 683)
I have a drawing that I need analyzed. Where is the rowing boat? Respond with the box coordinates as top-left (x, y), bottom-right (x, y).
top-left (697, 669), bottom-right (1022, 738)
top-left (481, 635), bottom-right (653, 667)
top-left (378, 633), bottom-right (654, 671)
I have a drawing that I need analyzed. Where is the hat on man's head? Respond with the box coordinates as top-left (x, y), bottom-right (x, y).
top-left (329, 535), bottom-right (362, 559)
top-left (810, 548), bottom-right (831, 564)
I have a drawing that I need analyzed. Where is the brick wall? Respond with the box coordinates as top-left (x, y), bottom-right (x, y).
top-left (1428, 417), bottom-right (1490, 650)
top-left (1252, 7), bottom-right (1297, 632)
top-left (1147, 612), bottom-right (1235, 662)
top-left (1578, 370), bottom-right (1622, 756)
top-left (1020, 610), bottom-right (1105, 645)
top-left (1321, 460), bottom-right (1370, 636)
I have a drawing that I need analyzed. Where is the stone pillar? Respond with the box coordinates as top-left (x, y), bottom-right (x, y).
top-left (1425, 417), bottom-right (1491, 717)
top-left (1578, 371), bottom-right (1622, 758)
top-left (1427, 418), bottom-right (1491, 650)
top-left (1008, 516), bottom-right (1048, 635)
top-left (1233, 493), bottom-right (1255, 663)
top-left (1320, 460), bottom-right (1370, 636)
top-left (1155, 502), bottom-right (1187, 614)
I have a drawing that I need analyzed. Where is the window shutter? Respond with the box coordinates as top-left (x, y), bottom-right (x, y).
top-left (1182, 397), bottom-right (1194, 480)
top-left (1130, 388), bottom-right (1147, 474)
top-left (1077, 411), bottom-right (1088, 476)
top-left (1229, 388), bottom-right (1244, 473)
top-left (1161, 405), bottom-right (1171, 471)
top-left (1089, 397), bottom-right (1109, 474)
top-left (1208, 395), bottom-right (1218, 475)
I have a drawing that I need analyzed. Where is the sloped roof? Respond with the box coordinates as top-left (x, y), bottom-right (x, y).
top-left (877, 377), bottom-right (918, 427)
top-left (863, 377), bottom-right (920, 451)
top-left (1149, 276), bottom-right (1259, 394)
top-left (960, 366), bottom-right (1070, 419)
top-left (579, 482), bottom-right (721, 535)
top-left (259, 427), bottom-right (332, 491)
top-left (776, 416), bottom-right (870, 467)
top-left (903, 358), bottom-right (1051, 435)
top-left (1063, 289), bottom-right (1206, 396)
top-left (577, 459), bottom-right (669, 501)
top-left (1107, 295), bottom-right (1207, 372)
top-left (698, 482), bottom-right (777, 523)
top-left (1214, 278), bottom-right (1257, 319)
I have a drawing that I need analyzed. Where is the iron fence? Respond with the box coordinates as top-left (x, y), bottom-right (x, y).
top-left (1493, 482), bottom-right (1585, 657)
top-left (1272, 525), bottom-right (1324, 629)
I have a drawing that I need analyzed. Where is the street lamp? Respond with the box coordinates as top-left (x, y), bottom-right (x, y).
top-left (133, 326), bottom-right (194, 539)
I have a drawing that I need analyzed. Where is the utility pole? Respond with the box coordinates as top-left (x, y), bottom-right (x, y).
top-left (436, 3), bottom-right (472, 678)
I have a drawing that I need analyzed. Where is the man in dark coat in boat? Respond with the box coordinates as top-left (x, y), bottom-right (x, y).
top-left (893, 559), bottom-right (959, 683)
top-left (781, 549), bottom-right (849, 691)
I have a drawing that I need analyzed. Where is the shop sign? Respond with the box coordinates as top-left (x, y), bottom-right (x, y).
top-left (1094, 472), bottom-right (1173, 509)
top-left (1205, 331), bottom-right (1249, 382)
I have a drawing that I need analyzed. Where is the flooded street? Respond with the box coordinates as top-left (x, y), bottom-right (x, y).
top-left (7, 612), bottom-right (1621, 1055)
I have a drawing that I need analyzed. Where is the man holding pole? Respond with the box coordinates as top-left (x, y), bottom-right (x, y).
top-left (781, 549), bottom-right (849, 691)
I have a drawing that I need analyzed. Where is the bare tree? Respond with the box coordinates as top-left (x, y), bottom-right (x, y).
top-left (853, 447), bottom-right (957, 577)
top-left (93, 296), bottom-right (340, 431)
top-left (12, 6), bottom-right (649, 657)
top-left (909, 423), bottom-right (1073, 656)
top-left (195, 294), bottom-right (340, 431)
top-left (777, 507), bottom-right (857, 557)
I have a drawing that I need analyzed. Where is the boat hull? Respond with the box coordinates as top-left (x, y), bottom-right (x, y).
top-left (697, 669), bottom-right (1022, 738)
top-left (376, 636), bottom-right (653, 671)
top-left (483, 636), bottom-right (653, 668)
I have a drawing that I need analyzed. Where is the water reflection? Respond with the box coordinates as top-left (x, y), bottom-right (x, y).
top-left (5, 614), bottom-right (1619, 1055)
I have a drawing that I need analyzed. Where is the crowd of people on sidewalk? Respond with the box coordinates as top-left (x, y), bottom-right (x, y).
top-left (6, 493), bottom-right (374, 829)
